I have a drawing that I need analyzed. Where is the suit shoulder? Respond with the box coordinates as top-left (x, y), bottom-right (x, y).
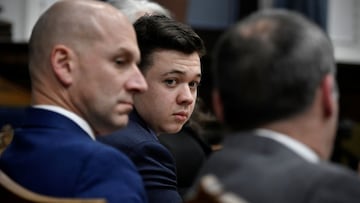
top-left (304, 162), bottom-right (360, 202)
top-left (86, 140), bottom-right (135, 165)
top-left (98, 120), bottom-right (157, 152)
top-left (315, 161), bottom-right (360, 183)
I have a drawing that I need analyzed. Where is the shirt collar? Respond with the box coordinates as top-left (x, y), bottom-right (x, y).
top-left (254, 128), bottom-right (319, 163)
top-left (33, 105), bottom-right (96, 140)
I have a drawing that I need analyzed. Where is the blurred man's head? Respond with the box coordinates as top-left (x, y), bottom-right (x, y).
top-left (211, 9), bottom-right (338, 159)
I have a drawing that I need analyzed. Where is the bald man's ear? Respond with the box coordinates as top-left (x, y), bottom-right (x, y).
top-left (51, 45), bottom-right (74, 86)
top-left (212, 89), bottom-right (224, 123)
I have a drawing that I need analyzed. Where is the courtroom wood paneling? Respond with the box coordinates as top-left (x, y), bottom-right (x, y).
top-left (0, 42), bottom-right (30, 106)
top-left (0, 77), bottom-right (30, 106)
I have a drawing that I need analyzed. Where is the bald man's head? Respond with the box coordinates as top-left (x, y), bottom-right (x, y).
top-left (29, 0), bottom-right (131, 76)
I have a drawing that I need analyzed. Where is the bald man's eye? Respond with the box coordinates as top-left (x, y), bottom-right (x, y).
top-left (115, 58), bottom-right (126, 65)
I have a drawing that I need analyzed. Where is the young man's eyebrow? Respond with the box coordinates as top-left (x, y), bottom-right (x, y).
top-left (162, 70), bottom-right (185, 76)
top-left (162, 70), bottom-right (201, 78)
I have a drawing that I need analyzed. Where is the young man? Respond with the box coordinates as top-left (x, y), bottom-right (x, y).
top-left (0, 1), bottom-right (148, 202)
top-left (192, 9), bottom-right (360, 203)
top-left (99, 15), bottom-right (206, 203)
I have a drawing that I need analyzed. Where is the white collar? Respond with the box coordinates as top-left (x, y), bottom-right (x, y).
top-left (33, 105), bottom-right (96, 140)
top-left (254, 128), bottom-right (319, 163)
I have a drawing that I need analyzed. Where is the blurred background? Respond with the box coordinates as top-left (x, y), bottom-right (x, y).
top-left (1, 0), bottom-right (360, 171)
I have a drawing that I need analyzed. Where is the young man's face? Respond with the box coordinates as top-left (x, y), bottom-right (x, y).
top-left (134, 49), bottom-right (201, 135)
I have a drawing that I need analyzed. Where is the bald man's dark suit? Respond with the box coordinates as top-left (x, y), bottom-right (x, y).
top-left (0, 107), bottom-right (147, 203)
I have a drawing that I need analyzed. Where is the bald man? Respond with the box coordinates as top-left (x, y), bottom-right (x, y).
top-left (0, 0), bottom-right (148, 202)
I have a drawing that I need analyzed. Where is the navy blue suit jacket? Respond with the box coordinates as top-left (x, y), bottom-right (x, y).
top-left (0, 107), bottom-right (147, 203)
top-left (99, 111), bottom-right (182, 203)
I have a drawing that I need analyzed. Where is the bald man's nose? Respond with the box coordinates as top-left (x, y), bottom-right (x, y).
top-left (126, 66), bottom-right (148, 93)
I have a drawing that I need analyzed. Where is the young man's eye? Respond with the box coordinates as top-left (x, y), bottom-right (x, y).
top-left (189, 81), bottom-right (200, 89)
top-left (164, 79), bottom-right (177, 87)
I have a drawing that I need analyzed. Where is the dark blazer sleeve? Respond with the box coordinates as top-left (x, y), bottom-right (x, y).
top-left (76, 144), bottom-right (148, 203)
top-left (308, 163), bottom-right (360, 203)
top-left (128, 140), bottom-right (182, 203)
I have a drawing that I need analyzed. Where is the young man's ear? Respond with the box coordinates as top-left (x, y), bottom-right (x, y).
top-left (212, 89), bottom-right (224, 123)
top-left (51, 44), bottom-right (75, 87)
top-left (321, 74), bottom-right (338, 118)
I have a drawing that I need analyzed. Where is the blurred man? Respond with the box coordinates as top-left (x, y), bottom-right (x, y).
top-left (193, 9), bottom-right (360, 203)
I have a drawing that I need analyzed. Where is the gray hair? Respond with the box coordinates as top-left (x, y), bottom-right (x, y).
top-left (108, 0), bottom-right (172, 23)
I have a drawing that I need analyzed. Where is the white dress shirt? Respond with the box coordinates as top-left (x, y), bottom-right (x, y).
top-left (255, 128), bottom-right (319, 163)
top-left (34, 105), bottom-right (96, 140)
